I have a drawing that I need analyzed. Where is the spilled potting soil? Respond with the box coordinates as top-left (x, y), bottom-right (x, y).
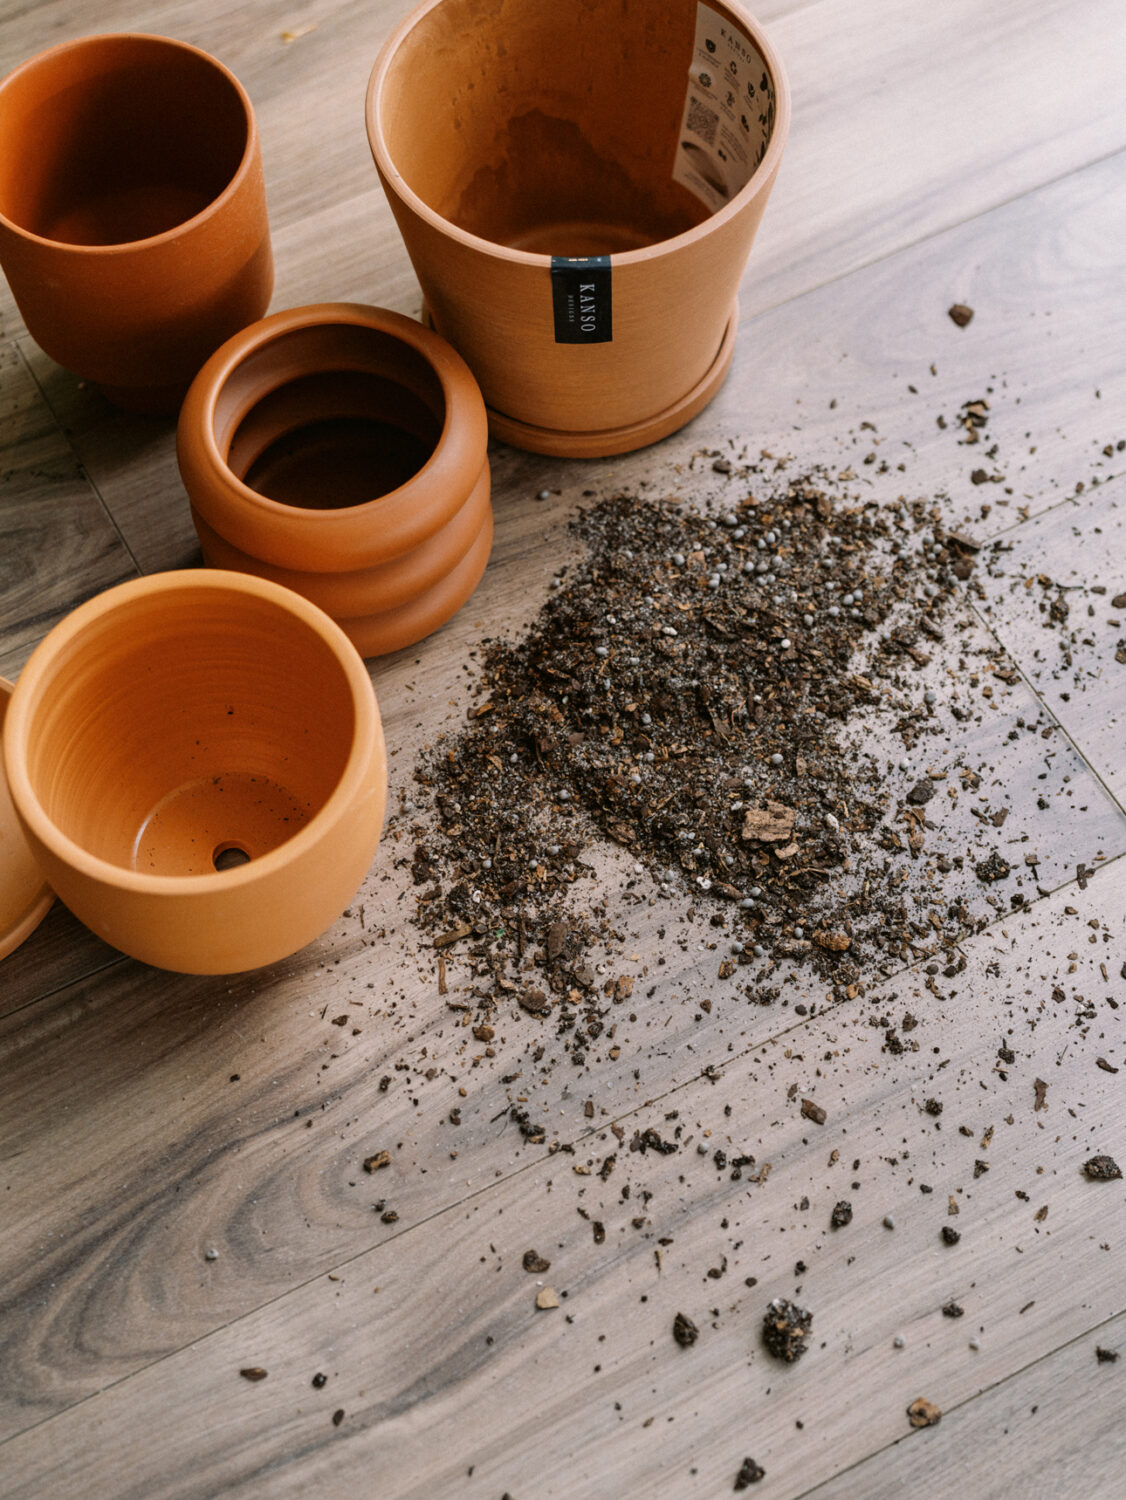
top-left (401, 437), bottom-right (1053, 1069)
top-left (329, 373), bottom-right (1125, 1487)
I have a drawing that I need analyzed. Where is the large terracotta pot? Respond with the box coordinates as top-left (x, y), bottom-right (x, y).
top-left (0, 677), bottom-right (53, 960)
top-left (0, 33), bottom-right (273, 413)
top-left (177, 303), bottom-right (492, 657)
top-left (366, 0), bottom-right (789, 457)
top-left (1, 572), bottom-right (387, 974)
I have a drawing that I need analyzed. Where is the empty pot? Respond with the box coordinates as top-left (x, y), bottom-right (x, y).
top-left (1, 572), bottom-right (387, 974)
top-left (0, 33), bottom-right (273, 412)
top-left (177, 303), bottom-right (492, 656)
top-left (366, 0), bottom-right (789, 456)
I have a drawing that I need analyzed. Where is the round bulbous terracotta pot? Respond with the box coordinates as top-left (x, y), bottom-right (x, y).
top-left (177, 303), bottom-right (493, 657)
top-left (0, 33), bottom-right (273, 413)
top-left (1, 572), bottom-right (388, 974)
top-left (0, 676), bottom-right (54, 960)
top-left (366, 0), bottom-right (789, 457)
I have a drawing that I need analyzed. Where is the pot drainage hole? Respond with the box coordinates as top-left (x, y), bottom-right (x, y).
top-left (213, 842), bottom-right (252, 872)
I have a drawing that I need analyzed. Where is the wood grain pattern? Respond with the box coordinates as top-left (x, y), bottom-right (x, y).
top-left (0, 901), bottom-right (123, 1020)
top-left (977, 479), bottom-right (1126, 802)
top-left (691, 145), bottom-right (1126, 536)
top-left (1, 0), bottom-right (1126, 1493)
top-left (750, 0), bottom-right (1126, 310)
top-left (3, 864), bottom-right (1124, 1497)
top-left (0, 345), bottom-right (136, 661)
top-left (5, 0), bottom-right (1126, 342)
top-left (804, 1307), bottom-right (1126, 1499)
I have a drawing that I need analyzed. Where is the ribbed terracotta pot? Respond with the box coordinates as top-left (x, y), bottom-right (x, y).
top-left (0, 33), bottom-right (273, 413)
top-left (1, 572), bottom-right (387, 974)
top-left (177, 303), bottom-right (493, 657)
top-left (366, 0), bottom-right (788, 457)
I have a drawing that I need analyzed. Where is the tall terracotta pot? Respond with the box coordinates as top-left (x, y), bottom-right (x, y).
top-left (177, 303), bottom-right (492, 657)
top-left (0, 33), bottom-right (273, 412)
top-left (1, 572), bottom-right (387, 974)
top-left (366, 0), bottom-right (788, 457)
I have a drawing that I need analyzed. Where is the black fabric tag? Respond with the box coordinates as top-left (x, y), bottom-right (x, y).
top-left (551, 256), bottom-right (612, 343)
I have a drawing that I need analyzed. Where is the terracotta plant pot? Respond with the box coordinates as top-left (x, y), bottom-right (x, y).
top-left (0, 677), bottom-right (54, 960)
top-left (1, 572), bottom-right (387, 974)
top-left (0, 33), bottom-right (273, 412)
top-left (366, 0), bottom-right (788, 456)
top-left (177, 303), bottom-right (493, 657)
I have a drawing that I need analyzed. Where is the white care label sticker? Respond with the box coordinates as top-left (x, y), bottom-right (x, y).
top-left (673, 3), bottom-right (776, 212)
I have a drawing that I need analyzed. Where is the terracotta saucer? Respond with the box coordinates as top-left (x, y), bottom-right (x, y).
top-left (436, 301), bottom-right (738, 459)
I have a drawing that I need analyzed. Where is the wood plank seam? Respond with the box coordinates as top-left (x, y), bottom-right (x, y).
top-left (965, 599), bottom-right (1126, 820)
top-left (795, 1302), bottom-right (1126, 1499)
top-left (13, 340), bottom-right (145, 581)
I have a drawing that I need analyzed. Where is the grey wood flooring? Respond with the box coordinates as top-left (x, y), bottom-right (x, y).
top-left (2, 1), bottom-right (1125, 1495)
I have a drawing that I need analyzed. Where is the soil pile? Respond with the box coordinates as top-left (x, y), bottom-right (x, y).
top-left (407, 466), bottom-right (985, 1046)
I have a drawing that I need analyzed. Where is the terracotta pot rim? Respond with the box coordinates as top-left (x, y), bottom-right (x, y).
top-left (179, 302), bottom-right (488, 554)
top-left (365, 0), bottom-right (790, 269)
top-left (0, 32), bottom-right (262, 255)
top-left (3, 570), bottom-right (381, 898)
top-left (0, 675), bottom-right (55, 959)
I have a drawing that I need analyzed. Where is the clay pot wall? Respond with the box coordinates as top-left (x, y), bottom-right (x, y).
top-left (178, 304), bottom-right (492, 657)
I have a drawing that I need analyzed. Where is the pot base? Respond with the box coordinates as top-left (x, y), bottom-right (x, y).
top-left (96, 378), bottom-right (191, 416)
top-left (133, 770), bottom-right (315, 876)
top-left (483, 302), bottom-right (738, 458)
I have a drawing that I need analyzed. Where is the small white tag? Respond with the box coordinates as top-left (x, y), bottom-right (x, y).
top-left (673, 3), bottom-right (776, 212)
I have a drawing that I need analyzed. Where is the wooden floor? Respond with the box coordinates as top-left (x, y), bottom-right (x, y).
top-left (3, 0), bottom-right (1126, 1495)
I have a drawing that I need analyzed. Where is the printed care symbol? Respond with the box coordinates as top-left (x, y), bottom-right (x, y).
top-left (699, 70), bottom-right (712, 88)
top-left (705, 37), bottom-right (716, 52)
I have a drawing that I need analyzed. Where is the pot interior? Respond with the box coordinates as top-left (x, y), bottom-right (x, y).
top-left (376, 0), bottom-right (778, 254)
top-left (20, 583), bottom-right (358, 876)
top-left (217, 324), bottom-right (445, 510)
top-left (0, 36), bottom-right (248, 245)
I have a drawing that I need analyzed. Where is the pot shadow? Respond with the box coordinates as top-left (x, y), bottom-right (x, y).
top-left (21, 344), bottom-right (202, 575)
